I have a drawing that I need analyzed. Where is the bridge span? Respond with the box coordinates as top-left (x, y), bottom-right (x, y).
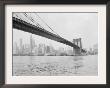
top-left (13, 17), bottom-right (86, 55)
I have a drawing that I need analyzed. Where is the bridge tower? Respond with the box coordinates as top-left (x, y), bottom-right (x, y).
top-left (73, 38), bottom-right (82, 56)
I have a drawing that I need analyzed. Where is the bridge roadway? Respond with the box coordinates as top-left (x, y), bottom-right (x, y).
top-left (13, 17), bottom-right (86, 53)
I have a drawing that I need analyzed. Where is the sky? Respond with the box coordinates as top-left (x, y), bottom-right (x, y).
top-left (13, 12), bottom-right (98, 50)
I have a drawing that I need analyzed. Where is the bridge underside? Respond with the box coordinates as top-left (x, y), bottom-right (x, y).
top-left (13, 17), bottom-right (86, 55)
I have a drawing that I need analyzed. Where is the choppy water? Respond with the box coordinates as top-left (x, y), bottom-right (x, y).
top-left (13, 55), bottom-right (98, 76)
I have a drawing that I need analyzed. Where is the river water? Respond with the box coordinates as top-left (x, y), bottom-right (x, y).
top-left (13, 55), bottom-right (98, 76)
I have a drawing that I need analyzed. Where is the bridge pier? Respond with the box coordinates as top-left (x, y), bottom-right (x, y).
top-left (73, 38), bottom-right (82, 56)
top-left (73, 48), bottom-right (81, 56)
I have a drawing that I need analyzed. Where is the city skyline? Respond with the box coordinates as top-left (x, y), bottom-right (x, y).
top-left (13, 35), bottom-right (98, 56)
top-left (13, 35), bottom-right (75, 56)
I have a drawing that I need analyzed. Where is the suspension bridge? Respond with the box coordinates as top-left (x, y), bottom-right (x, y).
top-left (12, 13), bottom-right (86, 55)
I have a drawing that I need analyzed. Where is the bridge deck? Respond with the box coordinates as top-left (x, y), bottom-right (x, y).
top-left (13, 17), bottom-right (85, 52)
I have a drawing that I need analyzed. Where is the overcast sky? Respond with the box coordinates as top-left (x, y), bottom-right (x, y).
top-left (13, 12), bottom-right (98, 50)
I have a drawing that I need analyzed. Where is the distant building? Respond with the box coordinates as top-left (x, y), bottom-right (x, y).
top-left (66, 47), bottom-right (73, 56)
top-left (88, 44), bottom-right (98, 55)
top-left (93, 44), bottom-right (98, 54)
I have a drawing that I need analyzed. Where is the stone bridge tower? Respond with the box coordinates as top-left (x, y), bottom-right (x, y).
top-left (73, 38), bottom-right (82, 56)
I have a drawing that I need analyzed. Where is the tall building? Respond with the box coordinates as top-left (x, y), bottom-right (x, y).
top-left (30, 35), bottom-right (36, 55)
top-left (19, 38), bottom-right (23, 55)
